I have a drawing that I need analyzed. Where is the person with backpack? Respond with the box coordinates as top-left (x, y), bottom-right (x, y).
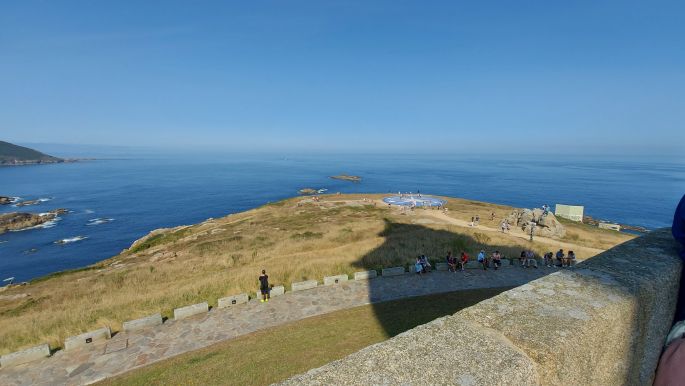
top-left (258, 270), bottom-right (270, 302)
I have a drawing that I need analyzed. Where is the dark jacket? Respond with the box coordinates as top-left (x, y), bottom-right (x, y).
top-left (674, 195), bottom-right (685, 260)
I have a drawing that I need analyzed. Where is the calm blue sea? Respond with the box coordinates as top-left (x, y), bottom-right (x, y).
top-left (1, 153), bottom-right (683, 281)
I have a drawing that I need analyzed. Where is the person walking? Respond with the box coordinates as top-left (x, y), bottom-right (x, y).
top-left (259, 270), bottom-right (270, 302)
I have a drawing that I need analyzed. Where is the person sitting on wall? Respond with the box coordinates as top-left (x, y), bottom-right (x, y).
top-left (556, 249), bottom-right (565, 267)
top-left (519, 250), bottom-right (527, 266)
top-left (525, 250), bottom-right (538, 268)
top-left (477, 250), bottom-right (488, 270)
top-left (567, 250), bottom-right (577, 267)
top-left (419, 254), bottom-right (431, 273)
top-left (492, 250), bottom-right (502, 270)
top-left (446, 251), bottom-right (457, 272)
top-left (460, 251), bottom-right (469, 271)
top-left (414, 257), bottom-right (423, 275)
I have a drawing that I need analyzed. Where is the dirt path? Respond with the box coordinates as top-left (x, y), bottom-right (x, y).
top-left (372, 198), bottom-right (605, 257)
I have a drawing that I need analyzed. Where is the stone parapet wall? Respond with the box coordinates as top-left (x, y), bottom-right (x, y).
top-left (280, 229), bottom-right (682, 385)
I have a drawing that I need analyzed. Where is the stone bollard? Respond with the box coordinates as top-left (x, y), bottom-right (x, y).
top-left (354, 270), bottom-right (378, 280)
top-left (64, 327), bottom-right (111, 351)
top-left (323, 274), bottom-right (348, 285)
top-left (173, 302), bottom-right (209, 320)
top-left (0, 344), bottom-right (51, 368)
top-left (218, 293), bottom-right (249, 308)
top-left (123, 313), bottom-right (163, 332)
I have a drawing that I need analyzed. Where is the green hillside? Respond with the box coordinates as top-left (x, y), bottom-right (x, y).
top-left (0, 141), bottom-right (63, 165)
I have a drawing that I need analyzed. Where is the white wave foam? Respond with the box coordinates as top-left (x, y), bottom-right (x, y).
top-left (84, 209), bottom-right (95, 214)
top-left (86, 218), bottom-right (114, 226)
top-left (55, 236), bottom-right (88, 244)
top-left (37, 197), bottom-right (53, 202)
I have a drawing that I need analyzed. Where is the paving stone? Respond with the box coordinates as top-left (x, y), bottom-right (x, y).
top-left (104, 339), bottom-right (128, 354)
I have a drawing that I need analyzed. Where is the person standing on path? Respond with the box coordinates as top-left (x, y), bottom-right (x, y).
top-left (530, 221), bottom-right (536, 241)
top-left (259, 270), bottom-right (270, 302)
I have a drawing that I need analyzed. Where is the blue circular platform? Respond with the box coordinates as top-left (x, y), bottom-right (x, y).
top-left (383, 195), bottom-right (446, 207)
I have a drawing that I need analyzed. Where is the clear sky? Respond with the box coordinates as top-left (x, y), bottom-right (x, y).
top-left (1, 1), bottom-right (684, 154)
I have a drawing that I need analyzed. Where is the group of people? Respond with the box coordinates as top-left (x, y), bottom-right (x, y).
top-left (412, 247), bottom-right (579, 275)
top-left (544, 249), bottom-right (576, 267)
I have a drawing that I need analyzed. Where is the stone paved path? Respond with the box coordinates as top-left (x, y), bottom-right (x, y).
top-left (0, 265), bottom-right (557, 385)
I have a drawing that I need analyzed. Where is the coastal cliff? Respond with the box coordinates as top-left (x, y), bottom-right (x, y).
top-left (0, 141), bottom-right (64, 166)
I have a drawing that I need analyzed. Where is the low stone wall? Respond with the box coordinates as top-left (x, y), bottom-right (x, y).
top-left (123, 313), bottom-right (163, 332)
top-left (0, 344), bottom-right (50, 368)
top-left (323, 274), bottom-right (348, 286)
top-left (381, 266), bottom-right (406, 276)
top-left (218, 293), bottom-right (249, 308)
top-left (173, 302), bottom-right (208, 320)
top-left (292, 280), bottom-right (318, 292)
top-left (353, 270), bottom-right (377, 280)
top-left (64, 327), bottom-right (111, 351)
top-left (281, 229), bottom-right (682, 385)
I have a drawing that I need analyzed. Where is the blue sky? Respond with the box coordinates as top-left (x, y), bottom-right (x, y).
top-left (1, 1), bottom-right (684, 154)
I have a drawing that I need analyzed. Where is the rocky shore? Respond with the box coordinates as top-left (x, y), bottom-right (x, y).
top-left (0, 209), bottom-right (67, 234)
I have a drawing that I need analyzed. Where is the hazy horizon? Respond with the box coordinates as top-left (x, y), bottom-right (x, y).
top-left (2, 1), bottom-right (684, 155)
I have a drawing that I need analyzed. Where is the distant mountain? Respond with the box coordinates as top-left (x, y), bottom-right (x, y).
top-left (0, 141), bottom-right (64, 165)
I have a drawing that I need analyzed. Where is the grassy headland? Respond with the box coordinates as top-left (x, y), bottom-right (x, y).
top-left (0, 194), bottom-right (633, 354)
top-left (0, 140), bottom-right (63, 165)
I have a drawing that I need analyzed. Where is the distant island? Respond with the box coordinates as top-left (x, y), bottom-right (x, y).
top-left (0, 141), bottom-right (69, 166)
top-left (330, 174), bottom-right (361, 182)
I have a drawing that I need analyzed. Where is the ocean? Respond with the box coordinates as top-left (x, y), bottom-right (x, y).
top-left (1, 152), bottom-right (683, 282)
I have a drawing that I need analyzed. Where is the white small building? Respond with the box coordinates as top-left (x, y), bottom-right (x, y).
top-left (555, 204), bottom-right (584, 222)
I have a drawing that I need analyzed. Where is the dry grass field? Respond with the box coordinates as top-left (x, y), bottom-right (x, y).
top-left (0, 194), bottom-right (634, 354)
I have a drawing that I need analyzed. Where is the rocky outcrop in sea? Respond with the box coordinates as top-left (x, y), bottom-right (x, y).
top-left (0, 209), bottom-right (68, 234)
